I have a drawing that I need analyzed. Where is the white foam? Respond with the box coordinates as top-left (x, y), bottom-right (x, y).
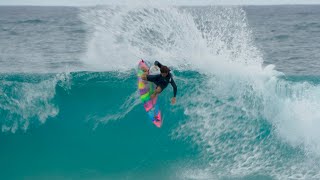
top-left (0, 73), bottom-right (70, 133)
top-left (81, 2), bottom-right (320, 178)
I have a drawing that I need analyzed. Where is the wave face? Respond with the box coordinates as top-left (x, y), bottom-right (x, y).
top-left (1, 4), bottom-right (320, 180)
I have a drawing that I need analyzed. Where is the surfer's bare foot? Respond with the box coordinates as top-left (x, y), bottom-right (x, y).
top-left (141, 66), bottom-right (148, 72)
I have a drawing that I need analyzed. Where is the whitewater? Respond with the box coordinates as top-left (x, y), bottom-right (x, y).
top-left (1, 3), bottom-right (320, 180)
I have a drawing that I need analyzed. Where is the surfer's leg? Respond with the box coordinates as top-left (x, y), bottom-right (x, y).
top-left (141, 73), bottom-right (152, 80)
top-left (155, 86), bottom-right (162, 93)
top-left (151, 86), bottom-right (162, 99)
top-left (144, 74), bottom-right (160, 82)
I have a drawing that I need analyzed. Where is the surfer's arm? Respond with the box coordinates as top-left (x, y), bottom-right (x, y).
top-left (154, 61), bottom-right (163, 68)
top-left (170, 78), bottom-right (177, 104)
top-left (170, 78), bottom-right (177, 97)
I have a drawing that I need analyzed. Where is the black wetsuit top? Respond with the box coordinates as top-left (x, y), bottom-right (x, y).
top-left (146, 61), bottom-right (177, 97)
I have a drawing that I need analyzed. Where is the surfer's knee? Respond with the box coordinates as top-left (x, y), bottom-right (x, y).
top-left (156, 86), bottom-right (162, 93)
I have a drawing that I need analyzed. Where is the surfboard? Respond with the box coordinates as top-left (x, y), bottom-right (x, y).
top-left (137, 60), bottom-right (162, 128)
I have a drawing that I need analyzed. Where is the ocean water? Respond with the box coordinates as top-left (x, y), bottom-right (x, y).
top-left (1, 4), bottom-right (320, 180)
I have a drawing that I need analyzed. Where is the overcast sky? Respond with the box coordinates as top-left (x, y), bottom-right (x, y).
top-left (1, 0), bottom-right (320, 6)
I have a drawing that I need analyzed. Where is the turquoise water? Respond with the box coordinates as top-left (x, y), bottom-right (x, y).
top-left (1, 4), bottom-right (320, 180)
top-left (0, 71), bottom-right (196, 179)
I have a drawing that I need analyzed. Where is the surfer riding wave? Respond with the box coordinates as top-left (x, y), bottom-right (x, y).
top-left (141, 61), bottom-right (177, 105)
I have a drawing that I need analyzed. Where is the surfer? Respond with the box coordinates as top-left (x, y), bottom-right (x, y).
top-left (141, 61), bottom-right (177, 104)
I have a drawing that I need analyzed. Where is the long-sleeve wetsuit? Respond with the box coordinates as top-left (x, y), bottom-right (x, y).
top-left (146, 61), bottom-right (177, 97)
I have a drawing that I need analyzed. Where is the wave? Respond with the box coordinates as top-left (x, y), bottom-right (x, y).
top-left (0, 73), bottom-right (70, 133)
top-left (2, 69), bottom-right (320, 179)
top-left (78, 4), bottom-right (320, 178)
top-left (2, 3), bottom-right (320, 179)
top-left (17, 19), bottom-right (45, 24)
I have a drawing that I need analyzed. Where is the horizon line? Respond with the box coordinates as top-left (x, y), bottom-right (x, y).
top-left (1, 3), bottom-right (320, 7)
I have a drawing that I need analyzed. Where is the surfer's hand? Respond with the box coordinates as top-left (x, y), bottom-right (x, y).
top-left (171, 97), bottom-right (176, 105)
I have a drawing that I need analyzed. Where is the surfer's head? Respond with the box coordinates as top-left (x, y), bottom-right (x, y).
top-left (160, 66), bottom-right (170, 77)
